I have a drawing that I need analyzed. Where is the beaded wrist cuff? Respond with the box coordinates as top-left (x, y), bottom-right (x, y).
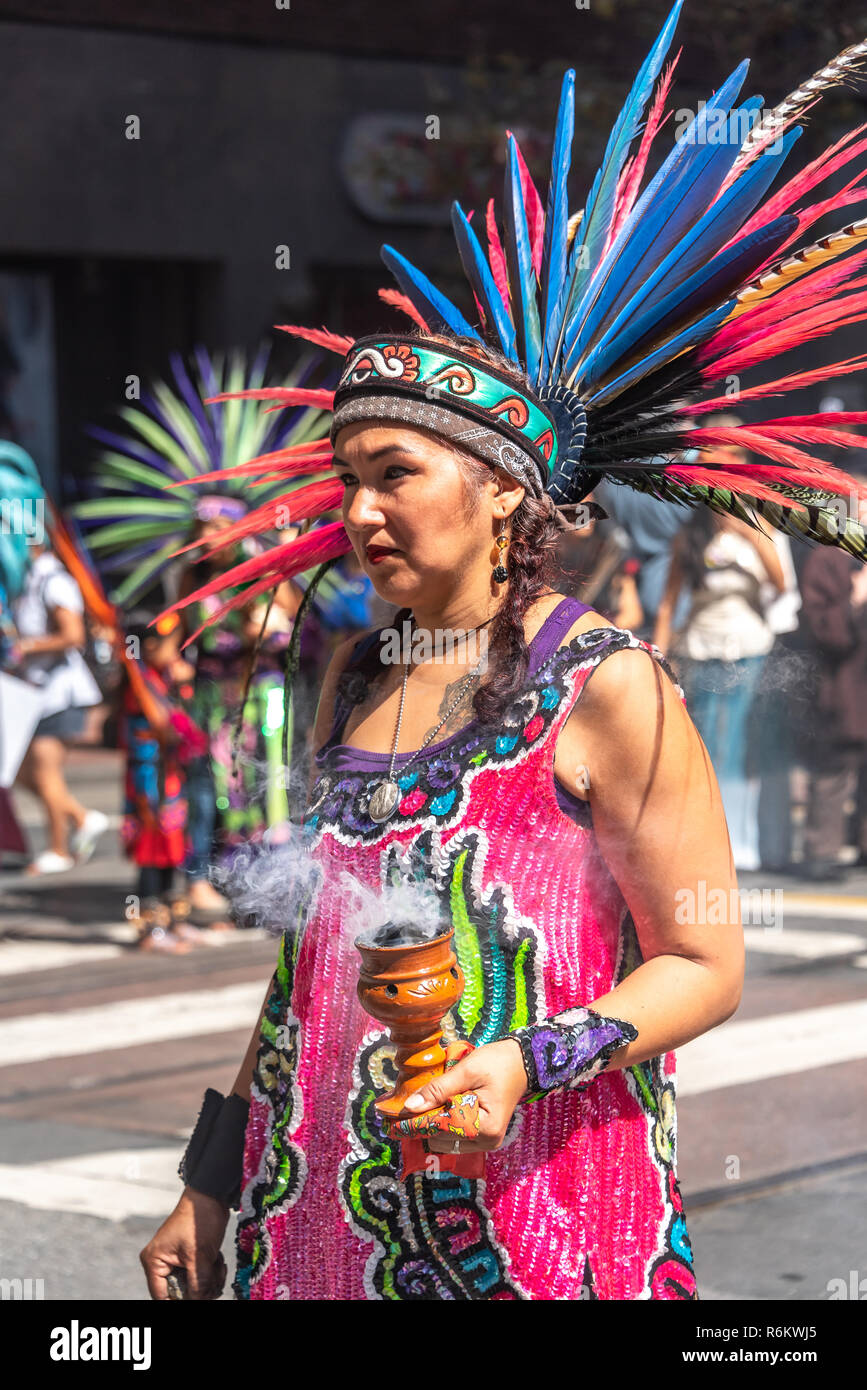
top-left (178, 1088), bottom-right (251, 1210)
top-left (511, 1007), bottom-right (638, 1098)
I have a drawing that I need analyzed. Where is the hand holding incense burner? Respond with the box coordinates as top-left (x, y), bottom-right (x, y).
top-left (354, 921), bottom-right (485, 1180)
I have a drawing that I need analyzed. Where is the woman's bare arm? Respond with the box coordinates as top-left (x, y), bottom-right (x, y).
top-left (724, 514), bottom-right (786, 591)
top-left (17, 604), bottom-right (85, 657)
top-left (611, 572), bottom-right (643, 632)
top-left (652, 539), bottom-right (685, 656)
top-left (565, 646), bottom-right (744, 1067)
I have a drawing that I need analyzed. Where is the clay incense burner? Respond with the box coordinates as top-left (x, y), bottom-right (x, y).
top-left (355, 921), bottom-right (463, 1118)
top-left (355, 921), bottom-right (484, 1179)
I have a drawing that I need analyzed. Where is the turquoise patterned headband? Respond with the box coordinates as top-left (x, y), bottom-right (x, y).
top-left (331, 336), bottom-right (560, 497)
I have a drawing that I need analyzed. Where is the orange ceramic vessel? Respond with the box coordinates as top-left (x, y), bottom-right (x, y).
top-left (355, 926), bottom-right (464, 1120)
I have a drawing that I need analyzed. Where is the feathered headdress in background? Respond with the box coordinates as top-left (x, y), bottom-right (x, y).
top-left (162, 0), bottom-right (867, 642)
top-left (74, 345), bottom-right (333, 606)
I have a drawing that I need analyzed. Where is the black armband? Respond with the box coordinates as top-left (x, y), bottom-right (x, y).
top-left (178, 1088), bottom-right (250, 1210)
top-left (510, 1007), bottom-right (638, 1098)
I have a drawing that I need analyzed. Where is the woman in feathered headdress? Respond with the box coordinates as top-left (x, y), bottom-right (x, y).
top-left (142, 3), bottom-right (867, 1301)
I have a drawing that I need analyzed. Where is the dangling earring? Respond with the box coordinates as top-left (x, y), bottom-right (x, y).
top-left (492, 517), bottom-right (509, 584)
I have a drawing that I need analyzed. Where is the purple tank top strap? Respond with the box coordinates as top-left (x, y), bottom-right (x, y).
top-left (527, 596), bottom-right (593, 677)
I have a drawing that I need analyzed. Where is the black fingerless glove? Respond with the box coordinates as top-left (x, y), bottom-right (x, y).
top-left (178, 1088), bottom-right (250, 1210)
top-left (510, 1006), bottom-right (638, 1099)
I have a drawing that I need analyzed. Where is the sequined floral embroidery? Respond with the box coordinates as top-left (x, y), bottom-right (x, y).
top-left (307, 628), bottom-right (670, 847)
top-left (235, 888), bottom-right (316, 1297)
top-left (338, 828), bottom-right (543, 1299)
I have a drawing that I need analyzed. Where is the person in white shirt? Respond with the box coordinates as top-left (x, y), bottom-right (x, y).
top-left (10, 543), bottom-right (108, 874)
top-left (654, 443), bottom-right (786, 871)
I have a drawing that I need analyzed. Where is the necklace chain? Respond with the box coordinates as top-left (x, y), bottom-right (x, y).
top-left (384, 617), bottom-right (492, 785)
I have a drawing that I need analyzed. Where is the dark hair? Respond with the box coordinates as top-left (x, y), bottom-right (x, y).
top-left (336, 332), bottom-right (569, 727)
top-left (124, 608), bottom-right (169, 648)
top-left (677, 506), bottom-right (718, 591)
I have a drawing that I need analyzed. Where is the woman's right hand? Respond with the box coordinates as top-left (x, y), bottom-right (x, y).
top-left (140, 1187), bottom-right (230, 1300)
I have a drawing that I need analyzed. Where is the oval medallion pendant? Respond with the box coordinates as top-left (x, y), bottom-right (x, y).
top-left (368, 780), bottom-right (400, 823)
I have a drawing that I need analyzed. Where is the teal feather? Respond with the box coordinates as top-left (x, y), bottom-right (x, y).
top-left (568, 0), bottom-right (683, 314)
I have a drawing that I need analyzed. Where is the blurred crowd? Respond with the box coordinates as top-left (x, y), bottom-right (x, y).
top-left (2, 432), bottom-right (866, 962)
top-left (561, 438), bottom-right (867, 883)
top-left (0, 513), bottom-right (392, 949)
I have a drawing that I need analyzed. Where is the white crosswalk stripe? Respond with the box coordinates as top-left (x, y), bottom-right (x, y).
top-left (0, 1148), bottom-right (180, 1222)
top-left (0, 940), bottom-right (126, 976)
top-left (742, 926), bottom-right (865, 958)
top-left (676, 998), bottom-right (867, 1096)
top-left (0, 981), bottom-right (265, 1065)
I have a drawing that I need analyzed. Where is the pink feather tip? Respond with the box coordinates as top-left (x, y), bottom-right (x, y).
top-left (275, 324), bottom-right (354, 355)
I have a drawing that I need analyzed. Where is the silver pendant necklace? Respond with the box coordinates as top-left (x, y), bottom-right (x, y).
top-left (367, 615), bottom-right (494, 824)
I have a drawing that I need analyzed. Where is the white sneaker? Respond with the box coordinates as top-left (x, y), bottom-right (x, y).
top-left (28, 850), bottom-right (75, 875)
top-left (70, 810), bottom-right (110, 864)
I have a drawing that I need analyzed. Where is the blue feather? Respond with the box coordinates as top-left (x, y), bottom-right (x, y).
top-left (580, 215), bottom-right (797, 388)
top-left (574, 130), bottom-right (801, 383)
top-left (586, 300), bottom-right (734, 408)
top-left (563, 66), bottom-right (753, 374)
top-left (450, 202), bottom-right (517, 359)
top-left (503, 136), bottom-right (542, 378)
top-left (569, 0), bottom-right (683, 309)
top-left (380, 244), bottom-right (480, 340)
top-left (538, 69), bottom-right (576, 384)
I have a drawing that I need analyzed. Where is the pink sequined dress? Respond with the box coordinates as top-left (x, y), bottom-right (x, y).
top-left (236, 597), bottom-right (698, 1300)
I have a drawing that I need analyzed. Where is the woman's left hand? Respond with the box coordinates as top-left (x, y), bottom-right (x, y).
top-left (385, 1039), bottom-right (529, 1155)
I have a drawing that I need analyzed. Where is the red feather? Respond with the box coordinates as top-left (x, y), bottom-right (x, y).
top-left (170, 479), bottom-right (344, 559)
top-left (276, 323), bottom-right (354, 355)
top-left (608, 52), bottom-right (679, 247)
top-left (377, 287), bottom-right (430, 330)
top-left (684, 427), bottom-right (867, 498)
top-left (707, 248), bottom-right (867, 359)
top-left (162, 520), bottom-right (353, 632)
top-left (759, 411), bottom-right (867, 427)
top-left (695, 353), bottom-right (867, 409)
top-left (486, 199), bottom-right (510, 305)
top-left (203, 387), bottom-right (335, 408)
top-left (733, 127), bottom-right (867, 244)
top-left (663, 462), bottom-right (803, 505)
top-left (507, 133), bottom-right (545, 276)
top-left (164, 445), bottom-right (333, 490)
top-left (702, 290), bottom-right (867, 376)
top-left (172, 522), bottom-right (352, 647)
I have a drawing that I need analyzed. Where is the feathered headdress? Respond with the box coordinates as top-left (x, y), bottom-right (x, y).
top-left (163, 0), bottom-right (867, 639)
top-left (74, 345), bottom-right (332, 606)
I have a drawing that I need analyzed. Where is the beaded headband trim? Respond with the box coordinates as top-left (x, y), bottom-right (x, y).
top-left (331, 336), bottom-right (559, 487)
